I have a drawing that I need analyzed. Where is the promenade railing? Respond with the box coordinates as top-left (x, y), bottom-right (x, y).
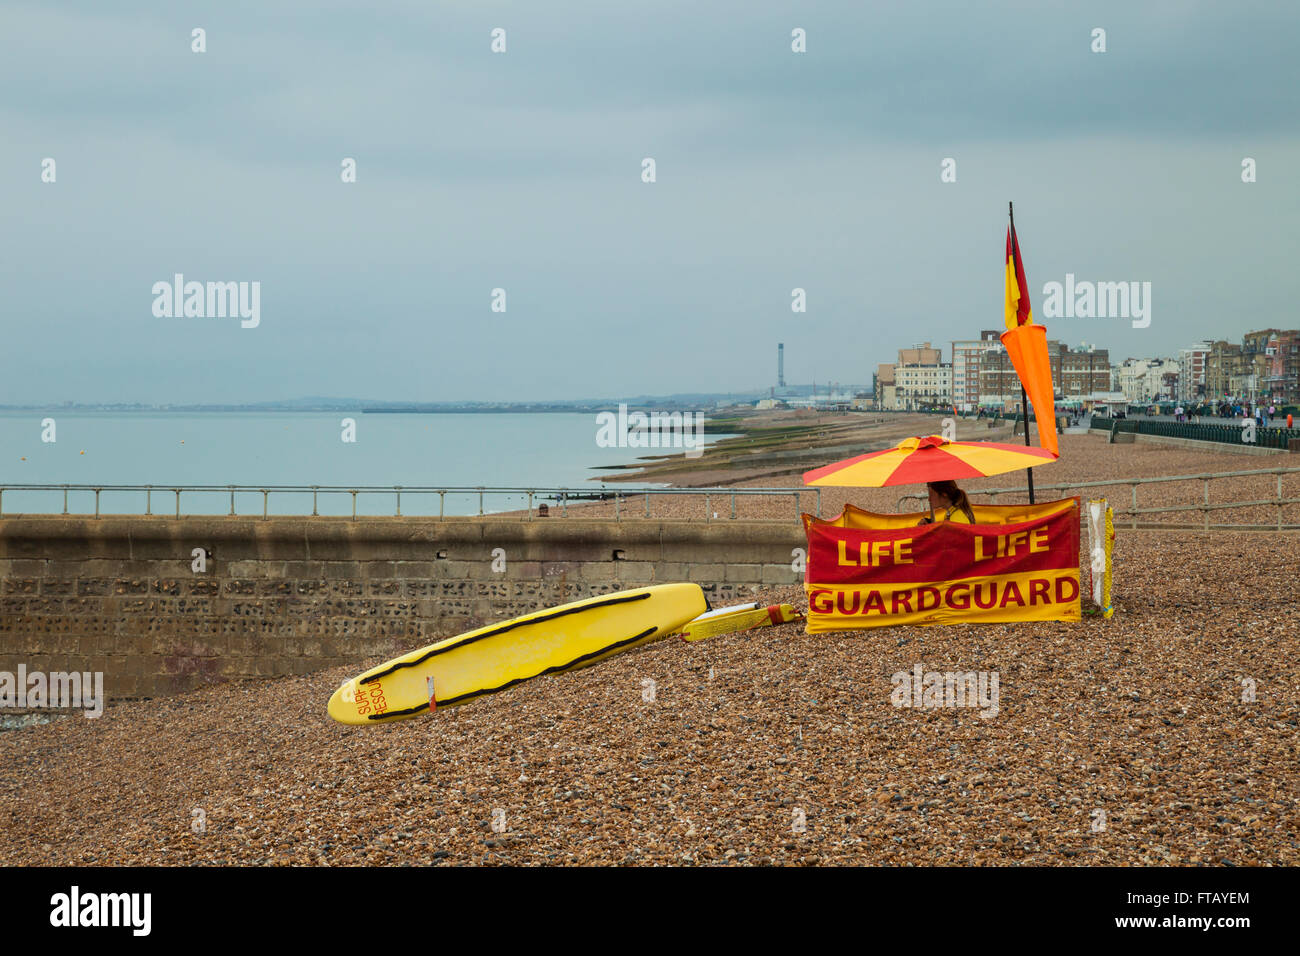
top-left (0, 483), bottom-right (823, 522)
top-left (1110, 418), bottom-right (1300, 450)
top-left (899, 465), bottom-right (1300, 530)
top-left (6, 467), bottom-right (1300, 529)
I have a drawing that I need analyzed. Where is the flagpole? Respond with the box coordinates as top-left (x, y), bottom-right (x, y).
top-left (1009, 201), bottom-right (1036, 504)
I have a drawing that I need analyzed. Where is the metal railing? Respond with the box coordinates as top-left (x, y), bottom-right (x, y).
top-left (0, 483), bottom-right (823, 522)
top-left (1111, 418), bottom-right (1300, 450)
top-left (895, 466), bottom-right (1300, 531)
top-left (5, 467), bottom-right (1300, 529)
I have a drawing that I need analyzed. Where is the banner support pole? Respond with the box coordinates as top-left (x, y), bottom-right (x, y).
top-left (1021, 384), bottom-right (1036, 503)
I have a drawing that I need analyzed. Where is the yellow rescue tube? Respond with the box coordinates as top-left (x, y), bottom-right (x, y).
top-left (328, 583), bottom-right (707, 725)
top-left (678, 602), bottom-right (803, 642)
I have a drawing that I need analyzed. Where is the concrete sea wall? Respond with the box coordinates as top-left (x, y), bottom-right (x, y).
top-left (0, 516), bottom-right (805, 701)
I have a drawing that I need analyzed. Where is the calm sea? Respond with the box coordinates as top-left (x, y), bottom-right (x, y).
top-left (0, 412), bottom-right (725, 516)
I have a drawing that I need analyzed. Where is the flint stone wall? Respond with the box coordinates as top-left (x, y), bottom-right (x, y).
top-left (0, 516), bottom-right (805, 700)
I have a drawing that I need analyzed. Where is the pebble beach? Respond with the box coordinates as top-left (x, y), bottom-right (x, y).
top-left (1, 413), bottom-right (1298, 866)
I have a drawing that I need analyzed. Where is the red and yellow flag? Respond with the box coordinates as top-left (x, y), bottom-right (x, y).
top-left (1000, 220), bottom-right (1058, 456)
top-left (803, 498), bottom-right (1080, 632)
top-left (1004, 225), bottom-right (1033, 329)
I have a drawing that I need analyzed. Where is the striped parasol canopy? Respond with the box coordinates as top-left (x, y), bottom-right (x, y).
top-left (802, 434), bottom-right (1058, 488)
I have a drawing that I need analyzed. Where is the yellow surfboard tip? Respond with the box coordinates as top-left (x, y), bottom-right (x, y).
top-left (327, 679), bottom-right (367, 726)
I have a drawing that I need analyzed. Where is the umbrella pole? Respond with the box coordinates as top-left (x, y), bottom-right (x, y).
top-left (1021, 384), bottom-right (1035, 504)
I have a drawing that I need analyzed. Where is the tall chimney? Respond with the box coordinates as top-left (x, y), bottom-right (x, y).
top-left (778, 343), bottom-right (785, 388)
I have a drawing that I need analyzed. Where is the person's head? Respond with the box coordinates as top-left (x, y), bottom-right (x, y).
top-left (926, 480), bottom-right (976, 523)
top-left (927, 480), bottom-right (962, 511)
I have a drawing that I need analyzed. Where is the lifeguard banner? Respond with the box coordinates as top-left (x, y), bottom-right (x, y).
top-left (803, 498), bottom-right (1081, 632)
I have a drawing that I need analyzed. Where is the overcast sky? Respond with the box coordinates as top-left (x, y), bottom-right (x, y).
top-left (2, 0), bottom-right (1296, 404)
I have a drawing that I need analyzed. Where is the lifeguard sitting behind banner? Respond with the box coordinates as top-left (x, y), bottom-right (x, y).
top-left (803, 498), bottom-right (1081, 633)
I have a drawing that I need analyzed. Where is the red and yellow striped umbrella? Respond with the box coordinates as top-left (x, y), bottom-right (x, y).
top-left (802, 434), bottom-right (1057, 488)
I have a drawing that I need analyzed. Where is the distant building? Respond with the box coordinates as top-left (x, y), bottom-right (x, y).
top-left (1203, 340), bottom-right (1245, 400)
top-left (976, 343), bottom-right (1020, 409)
top-left (1194, 330), bottom-right (1297, 404)
top-left (1228, 370), bottom-right (1259, 399)
top-left (1177, 343), bottom-right (1212, 402)
top-left (1052, 343), bottom-right (1110, 400)
top-left (1265, 331), bottom-right (1300, 405)
top-left (1238, 329), bottom-right (1279, 402)
top-left (883, 343), bottom-right (946, 408)
top-left (873, 363), bottom-right (896, 410)
top-left (976, 340), bottom-right (1109, 409)
top-left (897, 342), bottom-right (942, 366)
top-left (894, 363), bottom-right (952, 409)
top-left (951, 331), bottom-right (1002, 412)
top-left (1115, 357), bottom-right (1180, 403)
top-left (1243, 329), bottom-right (1280, 365)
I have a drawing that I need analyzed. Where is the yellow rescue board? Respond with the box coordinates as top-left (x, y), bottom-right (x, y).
top-left (328, 583), bottom-right (707, 725)
top-left (678, 602), bottom-right (803, 642)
